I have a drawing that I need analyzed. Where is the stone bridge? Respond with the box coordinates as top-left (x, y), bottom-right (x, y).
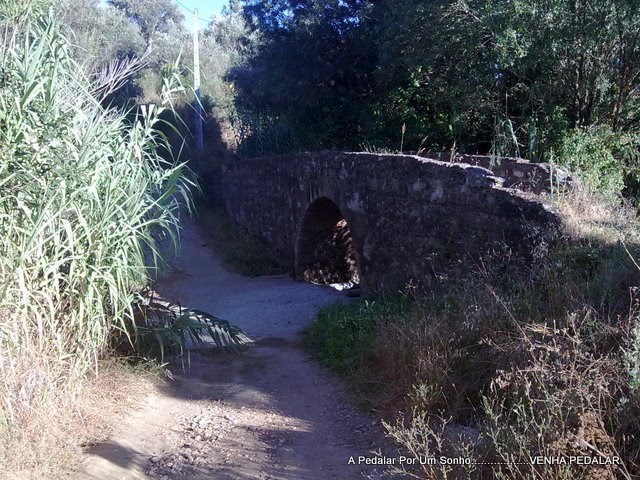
top-left (218, 152), bottom-right (564, 293)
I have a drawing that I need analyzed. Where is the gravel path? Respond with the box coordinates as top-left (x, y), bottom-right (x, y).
top-left (76, 217), bottom-right (392, 480)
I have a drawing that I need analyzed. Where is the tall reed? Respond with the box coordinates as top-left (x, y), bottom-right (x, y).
top-left (0, 5), bottom-right (194, 445)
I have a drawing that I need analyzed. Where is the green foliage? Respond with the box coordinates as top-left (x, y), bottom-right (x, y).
top-left (230, 0), bottom-right (640, 197)
top-left (0, 9), bottom-right (207, 433)
top-left (55, 0), bottom-right (191, 112)
top-left (58, 0), bottom-right (144, 70)
top-left (371, 0), bottom-right (640, 157)
top-left (555, 128), bottom-right (626, 197)
top-left (197, 206), bottom-right (286, 277)
top-left (108, 0), bottom-right (183, 47)
top-left (46, 0), bottom-right (640, 197)
top-left (555, 127), bottom-right (640, 198)
top-left (304, 297), bottom-right (413, 375)
top-left (0, 11), bottom-right (184, 348)
top-left (193, 3), bottom-right (261, 154)
top-left (236, 116), bottom-right (296, 156)
top-left (234, 0), bottom-right (376, 151)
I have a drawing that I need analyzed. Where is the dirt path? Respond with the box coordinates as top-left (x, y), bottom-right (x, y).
top-left (76, 217), bottom-right (392, 480)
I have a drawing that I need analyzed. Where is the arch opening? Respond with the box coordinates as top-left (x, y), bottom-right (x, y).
top-left (295, 197), bottom-right (359, 287)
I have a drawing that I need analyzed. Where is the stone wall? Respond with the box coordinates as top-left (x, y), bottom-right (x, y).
top-left (418, 152), bottom-right (577, 194)
top-left (219, 152), bottom-right (561, 293)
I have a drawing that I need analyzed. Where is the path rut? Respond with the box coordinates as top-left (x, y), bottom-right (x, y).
top-left (76, 217), bottom-right (391, 480)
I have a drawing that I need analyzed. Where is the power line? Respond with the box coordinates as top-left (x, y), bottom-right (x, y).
top-left (174, 0), bottom-right (210, 23)
top-left (174, 0), bottom-right (194, 14)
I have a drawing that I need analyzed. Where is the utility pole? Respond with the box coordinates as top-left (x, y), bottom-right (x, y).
top-left (193, 8), bottom-right (204, 153)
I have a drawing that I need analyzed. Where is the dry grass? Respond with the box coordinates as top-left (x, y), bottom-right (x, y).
top-left (549, 189), bottom-right (640, 245)
top-left (0, 355), bottom-right (160, 480)
top-left (308, 190), bottom-right (640, 479)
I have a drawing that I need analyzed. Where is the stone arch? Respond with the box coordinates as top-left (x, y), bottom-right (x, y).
top-left (295, 197), bottom-right (360, 286)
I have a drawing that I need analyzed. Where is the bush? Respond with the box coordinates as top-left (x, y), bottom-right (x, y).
top-left (304, 299), bottom-right (411, 375)
top-left (555, 127), bottom-right (640, 199)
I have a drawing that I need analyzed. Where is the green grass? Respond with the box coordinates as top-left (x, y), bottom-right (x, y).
top-left (197, 206), bottom-right (286, 277)
top-left (304, 296), bottom-right (414, 378)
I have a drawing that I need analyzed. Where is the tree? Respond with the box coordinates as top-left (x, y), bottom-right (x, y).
top-left (108, 0), bottom-right (184, 48)
top-left (235, 0), bottom-right (376, 152)
top-left (200, 3), bottom-right (260, 116)
top-left (58, 0), bottom-right (145, 70)
top-left (371, 0), bottom-right (640, 158)
top-left (102, 0), bottom-right (189, 104)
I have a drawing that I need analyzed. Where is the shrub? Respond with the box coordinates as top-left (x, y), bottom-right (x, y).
top-left (555, 127), bottom-right (640, 199)
top-left (304, 299), bottom-right (410, 376)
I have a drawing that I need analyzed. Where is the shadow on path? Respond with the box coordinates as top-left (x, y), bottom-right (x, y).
top-left (78, 216), bottom-right (394, 480)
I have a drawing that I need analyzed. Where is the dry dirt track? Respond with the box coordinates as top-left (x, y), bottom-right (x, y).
top-left (75, 216), bottom-right (392, 480)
